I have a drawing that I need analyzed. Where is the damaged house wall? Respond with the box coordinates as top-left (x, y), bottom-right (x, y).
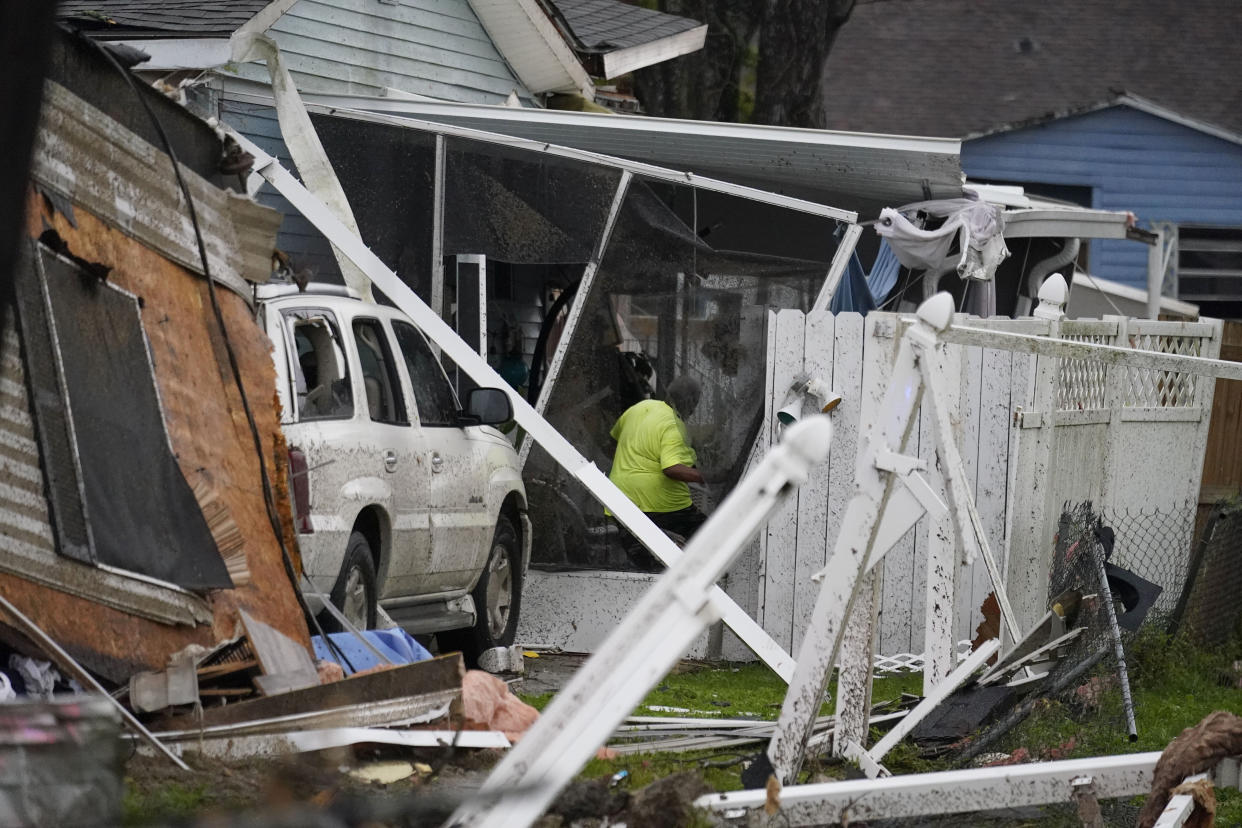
top-left (0, 37), bottom-right (306, 684)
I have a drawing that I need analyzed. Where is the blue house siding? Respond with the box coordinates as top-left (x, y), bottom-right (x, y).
top-left (219, 99), bottom-right (341, 282)
top-left (225, 0), bottom-right (536, 105)
top-left (963, 106), bottom-right (1242, 290)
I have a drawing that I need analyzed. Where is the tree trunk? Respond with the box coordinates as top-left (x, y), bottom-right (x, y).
top-left (632, 0), bottom-right (764, 123)
top-left (752, 0), bottom-right (856, 128)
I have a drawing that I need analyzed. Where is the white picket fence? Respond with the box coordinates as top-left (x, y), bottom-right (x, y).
top-left (716, 310), bottom-right (1222, 660)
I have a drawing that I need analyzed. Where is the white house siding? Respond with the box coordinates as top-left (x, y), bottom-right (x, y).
top-left (227, 0), bottom-right (536, 105)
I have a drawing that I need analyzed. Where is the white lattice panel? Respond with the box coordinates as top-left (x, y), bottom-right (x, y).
top-left (872, 641), bottom-right (973, 676)
top-left (1056, 334), bottom-right (1110, 410)
top-left (1124, 334), bottom-right (1202, 407)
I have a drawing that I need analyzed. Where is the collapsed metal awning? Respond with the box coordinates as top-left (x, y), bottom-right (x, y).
top-left (220, 81), bottom-right (963, 220)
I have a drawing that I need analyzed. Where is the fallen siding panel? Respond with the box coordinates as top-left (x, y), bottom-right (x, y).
top-left (30, 82), bottom-right (282, 298)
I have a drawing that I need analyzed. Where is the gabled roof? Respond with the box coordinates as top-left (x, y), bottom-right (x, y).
top-left (819, 0), bottom-right (1242, 139)
top-left (547, 0), bottom-right (707, 79)
top-left (966, 93), bottom-right (1242, 149)
top-left (58, 0), bottom-right (274, 38)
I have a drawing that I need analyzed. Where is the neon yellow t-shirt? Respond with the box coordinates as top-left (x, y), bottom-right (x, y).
top-left (607, 399), bottom-right (697, 514)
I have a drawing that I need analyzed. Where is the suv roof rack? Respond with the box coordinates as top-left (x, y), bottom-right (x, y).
top-left (255, 282), bottom-right (362, 301)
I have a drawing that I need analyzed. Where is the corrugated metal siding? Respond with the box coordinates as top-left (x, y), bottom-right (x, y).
top-left (227, 0), bottom-right (535, 105)
top-left (0, 319), bottom-right (58, 562)
top-left (964, 106), bottom-right (1242, 289)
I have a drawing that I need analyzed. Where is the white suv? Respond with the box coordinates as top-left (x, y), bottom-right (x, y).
top-left (258, 283), bottom-right (530, 660)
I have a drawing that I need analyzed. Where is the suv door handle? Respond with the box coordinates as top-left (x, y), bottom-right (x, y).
top-left (431, 452), bottom-right (444, 473)
top-left (383, 450), bottom-right (398, 473)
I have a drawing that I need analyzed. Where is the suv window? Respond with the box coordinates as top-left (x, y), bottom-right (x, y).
top-left (392, 320), bottom-right (460, 426)
top-left (353, 318), bottom-right (407, 425)
top-left (287, 311), bottom-right (354, 420)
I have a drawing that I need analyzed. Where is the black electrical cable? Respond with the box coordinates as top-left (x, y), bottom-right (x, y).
top-left (89, 38), bottom-right (356, 673)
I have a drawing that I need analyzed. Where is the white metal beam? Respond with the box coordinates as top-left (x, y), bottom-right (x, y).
top-left (221, 88), bottom-right (858, 224)
top-left (811, 223), bottom-right (864, 312)
top-left (228, 130), bottom-right (797, 682)
top-left (698, 751), bottom-right (1161, 825)
top-left (763, 296), bottom-right (952, 785)
top-left (938, 324), bottom-right (1242, 381)
top-left (452, 418), bottom-right (834, 828)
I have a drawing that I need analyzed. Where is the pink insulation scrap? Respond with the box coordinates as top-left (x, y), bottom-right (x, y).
top-left (462, 670), bottom-right (540, 743)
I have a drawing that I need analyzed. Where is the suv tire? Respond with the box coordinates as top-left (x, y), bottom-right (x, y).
top-left (441, 515), bottom-right (521, 664)
top-left (324, 531), bottom-right (378, 632)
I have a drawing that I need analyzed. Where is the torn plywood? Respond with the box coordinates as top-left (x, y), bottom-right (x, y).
top-left (0, 189), bottom-right (304, 683)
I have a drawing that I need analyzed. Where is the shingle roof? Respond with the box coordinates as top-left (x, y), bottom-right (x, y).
top-left (550, 0), bottom-right (700, 51)
top-left (58, 0), bottom-right (271, 38)
top-left (820, 0), bottom-right (1242, 139)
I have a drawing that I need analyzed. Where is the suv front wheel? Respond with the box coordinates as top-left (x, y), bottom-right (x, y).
top-left (440, 515), bottom-right (521, 664)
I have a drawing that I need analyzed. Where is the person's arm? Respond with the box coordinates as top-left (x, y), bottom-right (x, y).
top-left (663, 463), bottom-right (704, 485)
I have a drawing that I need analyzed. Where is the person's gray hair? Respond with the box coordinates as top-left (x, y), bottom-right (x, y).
top-left (666, 376), bottom-right (702, 418)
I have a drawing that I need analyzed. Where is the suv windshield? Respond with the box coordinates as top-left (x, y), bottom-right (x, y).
top-left (287, 311), bottom-right (353, 420)
top-left (393, 320), bottom-right (460, 426)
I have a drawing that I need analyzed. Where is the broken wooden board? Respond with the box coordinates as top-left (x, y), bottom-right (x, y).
top-left (239, 609), bottom-right (318, 695)
top-left (130, 660), bottom-right (198, 713)
top-left (157, 653), bottom-right (464, 731)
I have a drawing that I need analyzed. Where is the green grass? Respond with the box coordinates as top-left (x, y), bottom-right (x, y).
top-left (123, 781), bottom-right (213, 826)
top-left (521, 661), bottom-right (924, 721)
top-left (521, 661), bottom-right (925, 791)
top-left (525, 630), bottom-right (1242, 821)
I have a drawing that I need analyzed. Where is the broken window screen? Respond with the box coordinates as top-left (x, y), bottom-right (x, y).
top-left (443, 137), bottom-right (622, 264)
top-left (311, 114), bottom-right (438, 299)
top-left (16, 242), bottom-right (232, 589)
top-left (525, 178), bottom-right (844, 571)
top-left (287, 311), bottom-right (354, 421)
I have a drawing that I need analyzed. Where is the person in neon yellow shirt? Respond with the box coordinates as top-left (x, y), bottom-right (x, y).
top-left (608, 376), bottom-right (707, 570)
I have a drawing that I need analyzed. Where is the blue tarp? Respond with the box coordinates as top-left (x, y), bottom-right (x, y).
top-left (312, 628), bottom-right (432, 674)
top-left (866, 240), bottom-right (902, 306)
top-left (829, 250), bottom-right (877, 315)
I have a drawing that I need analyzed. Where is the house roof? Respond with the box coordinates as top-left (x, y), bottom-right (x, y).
top-left (58, 0), bottom-right (273, 38)
top-left (819, 0), bottom-right (1242, 139)
top-left (546, 0), bottom-right (706, 79)
top-left (551, 0), bottom-right (700, 50)
top-left (968, 93), bottom-right (1242, 149)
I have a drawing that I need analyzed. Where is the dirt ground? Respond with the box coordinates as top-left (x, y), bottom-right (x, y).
top-left (123, 653), bottom-right (716, 827)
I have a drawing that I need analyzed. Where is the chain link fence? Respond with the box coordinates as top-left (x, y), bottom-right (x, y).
top-left (898, 498), bottom-right (1241, 826)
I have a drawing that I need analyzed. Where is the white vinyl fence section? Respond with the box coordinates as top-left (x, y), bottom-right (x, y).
top-left (725, 310), bottom-right (1222, 659)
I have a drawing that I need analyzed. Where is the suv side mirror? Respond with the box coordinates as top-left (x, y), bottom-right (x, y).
top-left (462, 387), bottom-right (512, 426)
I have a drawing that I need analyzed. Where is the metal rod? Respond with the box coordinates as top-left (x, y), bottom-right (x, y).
top-left (0, 594), bottom-right (191, 772)
top-left (1091, 535), bottom-right (1138, 741)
